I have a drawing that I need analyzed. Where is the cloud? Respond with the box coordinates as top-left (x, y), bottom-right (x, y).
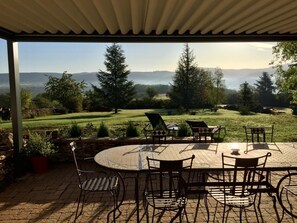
top-left (248, 42), bottom-right (276, 50)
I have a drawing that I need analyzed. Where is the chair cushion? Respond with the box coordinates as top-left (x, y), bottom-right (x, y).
top-left (81, 176), bottom-right (118, 191)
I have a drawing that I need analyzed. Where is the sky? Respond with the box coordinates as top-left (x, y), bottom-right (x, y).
top-left (0, 39), bottom-right (276, 73)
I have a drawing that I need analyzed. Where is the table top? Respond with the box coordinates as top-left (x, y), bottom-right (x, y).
top-left (94, 142), bottom-right (297, 172)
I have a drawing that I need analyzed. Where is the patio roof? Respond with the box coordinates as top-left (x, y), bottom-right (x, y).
top-left (1, 0), bottom-right (297, 42)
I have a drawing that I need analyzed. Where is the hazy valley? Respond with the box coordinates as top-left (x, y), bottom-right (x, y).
top-left (0, 67), bottom-right (275, 96)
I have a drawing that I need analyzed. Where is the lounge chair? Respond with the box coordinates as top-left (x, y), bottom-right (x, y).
top-left (143, 113), bottom-right (179, 143)
top-left (186, 120), bottom-right (223, 142)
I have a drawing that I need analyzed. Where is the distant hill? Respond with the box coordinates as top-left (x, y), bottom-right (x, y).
top-left (0, 67), bottom-right (276, 95)
top-left (211, 67), bottom-right (275, 89)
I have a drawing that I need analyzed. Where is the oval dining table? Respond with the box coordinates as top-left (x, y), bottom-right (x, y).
top-left (94, 142), bottom-right (297, 222)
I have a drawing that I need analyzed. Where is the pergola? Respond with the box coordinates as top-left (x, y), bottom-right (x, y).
top-left (1, 0), bottom-right (297, 152)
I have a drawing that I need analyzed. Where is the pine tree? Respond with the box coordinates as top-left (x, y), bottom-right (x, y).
top-left (238, 81), bottom-right (254, 114)
top-left (254, 72), bottom-right (275, 106)
top-left (94, 43), bottom-right (135, 113)
top-left (213, 68), bottom-right (225, 106)
top-left (169, 43), bottom-right (211, 110)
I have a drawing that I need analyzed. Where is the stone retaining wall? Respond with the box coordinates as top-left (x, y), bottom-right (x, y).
top-left (57, 137), bottom-right (154, 161)
top-left (56, 136), bottom-right (192, 161)
top-left (0, 136), bottom-right (192, 190)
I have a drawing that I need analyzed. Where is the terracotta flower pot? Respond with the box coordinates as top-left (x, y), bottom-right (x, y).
top-left (31, 156), bottom-right (49, 174)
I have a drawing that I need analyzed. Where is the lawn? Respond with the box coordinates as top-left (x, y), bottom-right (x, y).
top-left (0, 108), bottom-right (296, 142)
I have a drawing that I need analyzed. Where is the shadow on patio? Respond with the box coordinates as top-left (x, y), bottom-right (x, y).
top-left (0, 162), bottom-right (295, 223)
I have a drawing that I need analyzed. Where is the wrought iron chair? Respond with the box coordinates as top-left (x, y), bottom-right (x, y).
top-left (207, 152), bottom-right (271, 223)
top-left (143, 112), bottom-right (179, 143)
top-left (144, 155), bottom-right (195, 223)
top-left (243, 124), bottom-right (274, 143)
top-left (243, 124), bottom-right (275, 153)
top-left (70, 141), bottom-right (122, 222)
top-left (277, 172), bottom-right (297, 221)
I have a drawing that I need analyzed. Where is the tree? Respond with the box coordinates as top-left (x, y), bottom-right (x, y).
top-left (33, 93), bottom-right (58, 109)
top-left (169, 43), bottom-right (211, 110)
top-left (146, 87), bottom-right (158, 99)
top-left (271, 42), bottom-right (297, 104)
top-left (224, 89), bottom-right (238, 105)
top-left (94, 43), bottom-right (135, 114)
top-left (0, 93), bottom-right (10, 108)
top-left (238, 82), bottom-right (254, 114)
top-left (212, 67), bottom-right (225, 106)
top-left (21, 89), bottom-right (32, 110)
top-left (254, 72), bottom-right (275, 106)
top-left (83, 89), bottom-right (111, 112)
top-left (0, 89), bottom-right (33, 111)
top-left (45, 71), bottom-right (86, 112)
top-left (196, 68), bottom-right (213, 107)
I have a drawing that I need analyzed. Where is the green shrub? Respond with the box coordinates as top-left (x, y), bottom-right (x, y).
top-left (292, 106), bottom-right (297, 115)
top-left (239, 106), bottom-right (251, 115)
top-left (69, 121), bottom-right (82, 137)
top-left (58, 126), bottom-right (70, 138)
top-left (25, 132), bottom-right (55, 157)
top-left (126, 121), bottom-right (139, 137)
top-left (97, 122), bottom-right (109, 137)
top-left (177, 122), bottom-right (191, 137)
top-left (83, 122), bottom-right (96, 137)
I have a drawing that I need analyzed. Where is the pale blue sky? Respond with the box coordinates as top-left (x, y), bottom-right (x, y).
top-left (0, 39), bottom-right (276, 73)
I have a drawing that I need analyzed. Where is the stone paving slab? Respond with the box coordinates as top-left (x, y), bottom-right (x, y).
top-left (0, 162), bottom-right (296, 223)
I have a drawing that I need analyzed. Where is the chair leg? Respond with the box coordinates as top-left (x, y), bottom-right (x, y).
top-left (223, 205), bottom-right (231, 223)
top-left (272, 195), bottom-right (281, 222)
top-left (213, 199), bottom-right (219, 223)
top-left (170, 207), bottom-right (183, 223)
top-left (253, 203), bottom-right (260, 223)
top-left (144, 202), bottom-right (149, 223)
top-left (151, 208), bottom-right (155, 223)
top-left (184, 208), bottom-right (190, 223)
top-left (204, 194), bottom-right (210, 223)
top-left (75, 189), bottom-right (83, 220)
top-left (75, 189), bottom-right (87, 220)
top-left (239, 207), bottom-right (243, 223)
top-left (194, 194), bottom-right (201, 223)
top-left (107, 191), bottom-right (117, 223)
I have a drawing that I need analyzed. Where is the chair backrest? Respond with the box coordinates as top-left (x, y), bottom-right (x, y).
top-left (69, 141), bottom-right (83, 185)
top-left (145, 113), bottom-right (167, 130)
top-left (186, 120), bottom-right (208, 128)
top-left (146, 155), bottom-right (195, 204)
top-left (243, 124), bottom-right (274, 142)
top-left (221, 152), bottom-right (271, 197)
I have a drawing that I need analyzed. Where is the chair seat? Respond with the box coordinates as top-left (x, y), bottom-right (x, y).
top-left (166, 124), bottom-right (179, 131)
top-left (80, 176), bottom-right (118, 191)
top-left (145, 191), bottom-right (187, 209)
top-left (209, 187), bottom-right (254, 207)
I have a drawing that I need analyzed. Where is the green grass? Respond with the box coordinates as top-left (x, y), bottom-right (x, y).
top-left (0, 108), bottom-right (296, 142)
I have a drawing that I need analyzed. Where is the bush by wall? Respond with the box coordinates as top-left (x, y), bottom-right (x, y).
top-left (125, 121), bottom-right (139, 137)
top-left (69, 122), bottom-right (82, 137)
top-left (97, 122), bottom-right (109, 137)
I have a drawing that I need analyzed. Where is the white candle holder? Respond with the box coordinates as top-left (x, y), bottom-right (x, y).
top-left (231, 143), bottom-right (240, 155)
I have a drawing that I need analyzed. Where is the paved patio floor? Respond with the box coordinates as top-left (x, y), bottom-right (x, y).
top-left (0, 160), bottom-right (296, 223)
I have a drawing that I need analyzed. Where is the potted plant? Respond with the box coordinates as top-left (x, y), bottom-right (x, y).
top-left (24, 132), bottom-right (56, 174)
